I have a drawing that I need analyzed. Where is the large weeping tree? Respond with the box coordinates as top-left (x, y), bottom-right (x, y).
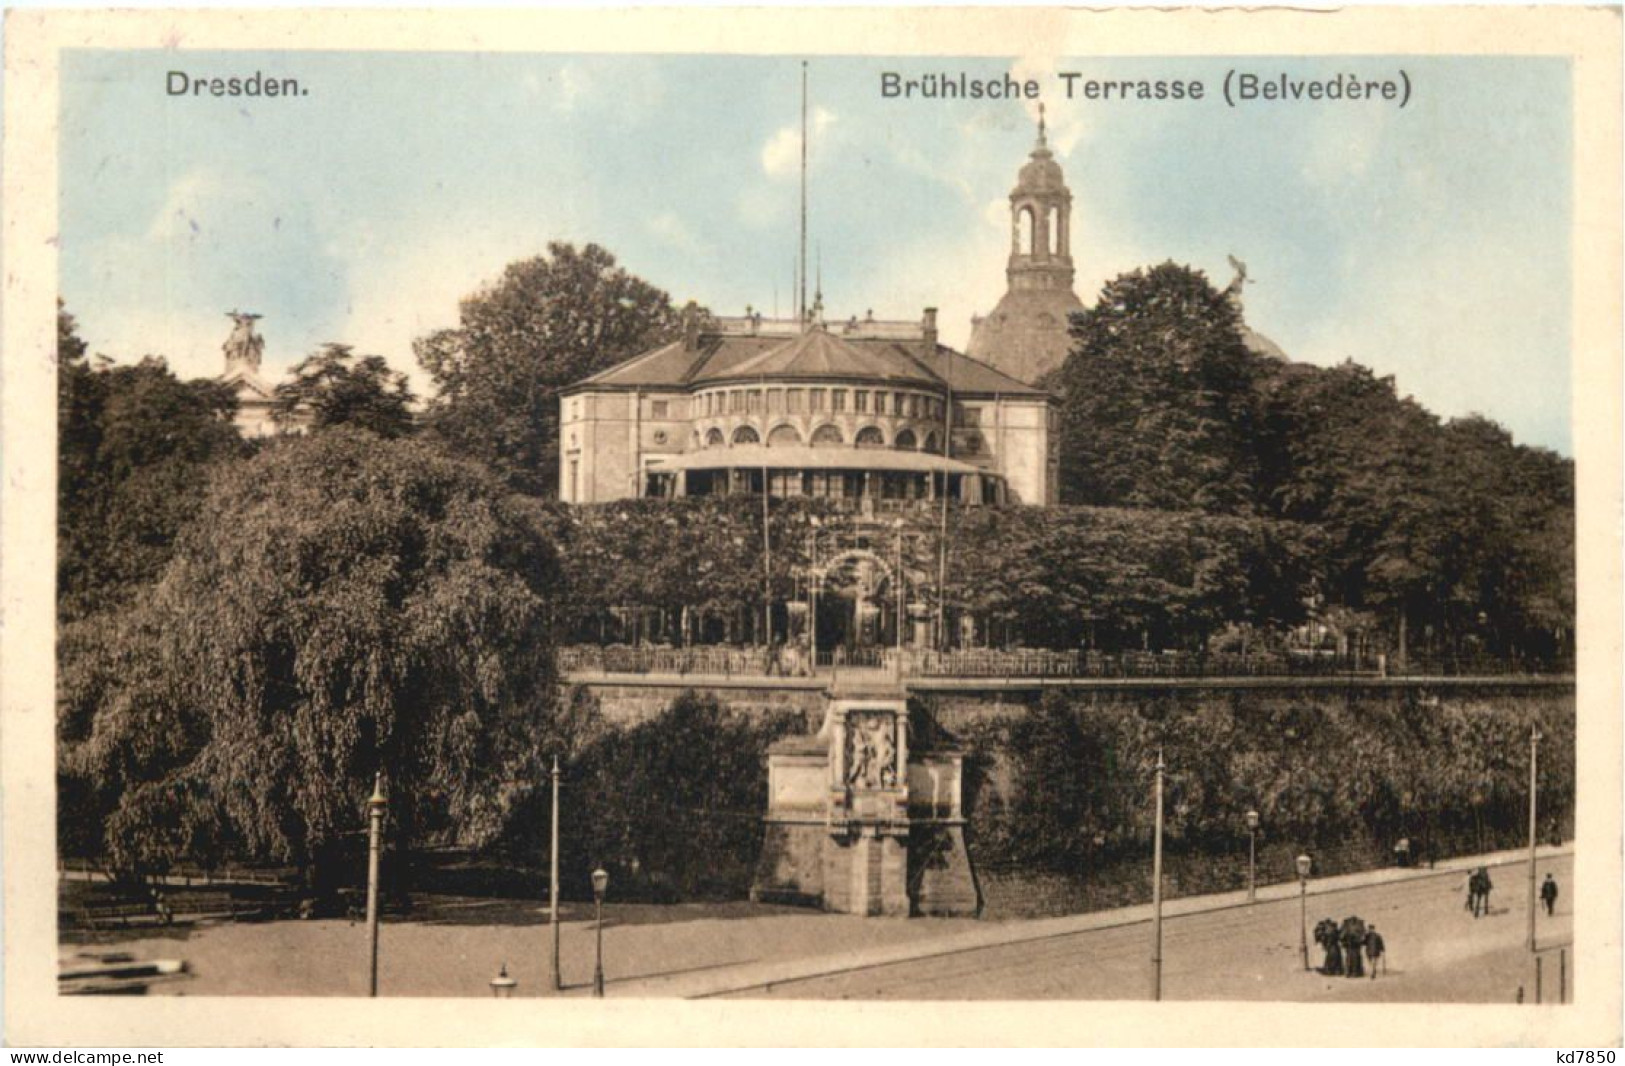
top-left (59, 429), bottom-right (563, 888)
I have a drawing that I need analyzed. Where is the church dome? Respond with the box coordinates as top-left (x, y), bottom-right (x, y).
top-left (1016, 146), bottom-right (1066, 194)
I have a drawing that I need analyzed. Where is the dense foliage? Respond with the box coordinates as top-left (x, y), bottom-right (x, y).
top-left (512, 692), bottom-right (800, 900)
top-left (551, 496), bottom-right (1319, 652)
top-left (1056, 264), bottom-right (1573, 664)
top-left (1057, 263), bottom-right (1260, 513)
top-left (58, 430), bottom-right (563, 885)
top-left (965, 689), bottom-right (1574, 878)
top-left (272, 343), bottom-right (416, 438)
top-left (416, 242), bottom-right (686, 497)
top-left (57, 307), bottom-right (245, 620)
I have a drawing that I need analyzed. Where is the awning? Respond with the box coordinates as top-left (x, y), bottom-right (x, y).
top-left (648, 445), bottom-right (991, 477)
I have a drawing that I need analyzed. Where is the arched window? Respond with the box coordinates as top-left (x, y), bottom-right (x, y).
top-left (766, 424), bottom-right (801, 448)
top-left (894, 428), bottom-right (917, 450)
top-left (1048, 205), bottom-right (1062, 255)
top-left (705, 427), bottom-right (725, 448)
top-left (922, 431), bottom-right (941, 454)
top-left (1017, 206), bottom-right (1035, 255)
top-left (855, 426), bottom-right (885, 449)
top-left (732, 424), bottom-right (760, 445)
top-left (810, 424), bottom-right (844, 447)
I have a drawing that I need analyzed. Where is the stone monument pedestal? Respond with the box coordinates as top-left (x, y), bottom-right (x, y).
top-left (753, 685), bottom-right (978, 917)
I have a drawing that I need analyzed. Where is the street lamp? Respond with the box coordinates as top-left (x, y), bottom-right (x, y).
top-left (591, 867), bottom-right (609, 998)
top-left (549, 756), bottom-right (561, 991)
top-left (1150, 749), bottom-right (1166, 1001)
top-left (1528, 724), bottom-right (1542, 953)
top-left (1296, 853), bottom-right (1312, 972)
top-left (365, 773), bottom-right (387, 998)
top-left (893, 517), bottom-right (905, 657)
top-left (808, 516), bottom-right (821, 670)
top-left (489, 963), bottom-right (517, 999)
top-left (1245, 810), bottom-right (1260, 904)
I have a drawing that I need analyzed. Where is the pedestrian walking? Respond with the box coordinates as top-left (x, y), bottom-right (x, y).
top-left (1364, 924), bottom-right (1386, 978)
top-left (1315, 918), bottom-right (1343, 975)
top-left (1479, 867), bottom-right (1494, 916)
top-left (1339, 916), bottom-right (1366, 978)
top-left (1541, 873), bottom-right (1558, 917)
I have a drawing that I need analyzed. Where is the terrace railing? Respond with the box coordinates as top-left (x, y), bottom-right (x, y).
top-left (558, 644), bottom-right (1572, 680)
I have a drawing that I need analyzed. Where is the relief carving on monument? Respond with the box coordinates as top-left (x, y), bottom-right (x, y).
top-left (843, 711), bottom-right (898, 789)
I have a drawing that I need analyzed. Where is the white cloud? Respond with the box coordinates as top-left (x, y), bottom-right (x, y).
top-left (1298, 106), bottom-right (1392, 189)
top-left (761, 107), bottom-right (837, 179)
top-left (646, 211), bottom-right (710, 258)
top-left (328, 203), bottom-right (591, 400)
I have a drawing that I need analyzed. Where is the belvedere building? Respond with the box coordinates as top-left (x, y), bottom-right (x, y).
top-left (559, 308), bottom-right (1057, 508)
top-left (559, 123), bottom-right (1074, 510)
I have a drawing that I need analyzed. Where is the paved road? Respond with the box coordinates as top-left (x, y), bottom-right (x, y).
top-left (725, 855), bottom-right (1573, 1002)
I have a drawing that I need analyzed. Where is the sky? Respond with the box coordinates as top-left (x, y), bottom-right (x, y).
top-left (59, 51), bottom-right (1572, 453)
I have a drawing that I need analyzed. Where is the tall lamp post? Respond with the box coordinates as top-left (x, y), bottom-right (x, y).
top-left (761, 453), bottom-right (773, 647)
top-left (1246, 809), bottom-right (1260, 904)
top-left (365, 774), bottom-right (386, 998)
top-left (1528, 724), bottom-right (1542, 953)
top-left (591, 867), bottom-right (609, 998)
top-left (808, 516), bottom-right (821, 670)
top-left (893, 518), bottom-right (906, 658)
top-left (1150, 749), bottom-right (1166, 1002)
top-left (549, 755), bottom-right (561, 991)
top-left (1296, 853), bottom-right (1312, 972)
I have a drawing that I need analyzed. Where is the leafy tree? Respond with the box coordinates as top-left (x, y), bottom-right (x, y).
top-left (59, 430), bottom-right (564, 887)
top-left (1254, 359), bottom-right (1573, 663)
top-left (57, 308), bottom-right (244, 619)
top-left (272, 343), bottom-right (415, 438)
top-left (972, 688), bottom-right (1574, 886)
top-left (417, 242), bottom-right (686, 497)
top-left (556, 692), bottom-right (798, 899)
top-left (1056, 263), bottom-right (1262, 513)
top-left (996, 694), bottom-right (1111, 870)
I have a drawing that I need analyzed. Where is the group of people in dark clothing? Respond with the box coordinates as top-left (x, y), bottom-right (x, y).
top-left (1314, 915), bottom-right (1385, 978)
top-left (1308, 867), bottom-right (1561, 983)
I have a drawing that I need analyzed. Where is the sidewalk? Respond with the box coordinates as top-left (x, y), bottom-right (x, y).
top-left (604, 842), bottom-right (1571, 999)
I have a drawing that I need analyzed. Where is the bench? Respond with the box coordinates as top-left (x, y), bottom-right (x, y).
top-left (164, 890), bottom-right (239, 921)
top-left (77, 899), bottom-right (165, 932)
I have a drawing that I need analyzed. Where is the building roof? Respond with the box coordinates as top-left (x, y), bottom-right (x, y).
top-left (569, 321), bottom-right (1051, 400)
top-left (694, 328), bottom-right (941, 388)
top-left (220, 364), bottom-right (276, 402)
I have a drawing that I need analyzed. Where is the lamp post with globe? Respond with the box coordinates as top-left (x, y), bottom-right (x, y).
top-left (591, 867), bottom-right (609, 998)
top-left (1246, 809), bottom-right (1260, 904)
top-left (1296, 853), bottom-right (1312, 971)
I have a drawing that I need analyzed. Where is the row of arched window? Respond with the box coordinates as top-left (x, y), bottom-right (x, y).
top-left (702, 423), bottom-right (939, 452)
top-left (697, 386), bottom-right (944, 421)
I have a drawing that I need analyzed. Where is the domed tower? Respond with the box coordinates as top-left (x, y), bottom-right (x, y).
top-left (966, 107), bottom-right (1085, 385)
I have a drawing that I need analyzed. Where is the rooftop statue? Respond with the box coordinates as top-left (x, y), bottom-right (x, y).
top-left (1225, 255), bottom-right (1252, 301)
top-left (224, 310), bottom-right (264, 371)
